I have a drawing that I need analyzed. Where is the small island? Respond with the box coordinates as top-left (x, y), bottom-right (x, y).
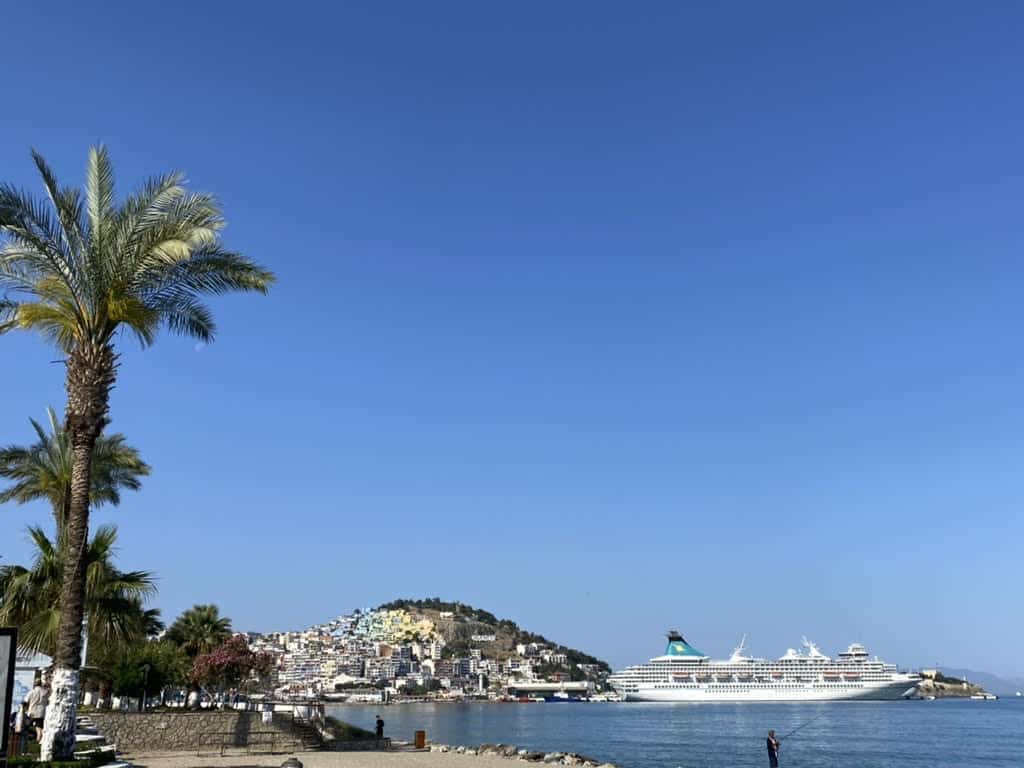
top-left (916, 670), bottom-right (998, 699)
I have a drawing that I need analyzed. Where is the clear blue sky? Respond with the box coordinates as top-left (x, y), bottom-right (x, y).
top-left (2, 2), bottom-right (1022, 677)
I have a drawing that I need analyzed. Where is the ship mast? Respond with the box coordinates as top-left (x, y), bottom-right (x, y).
top-left (729, 634), bottom-right (749, 662)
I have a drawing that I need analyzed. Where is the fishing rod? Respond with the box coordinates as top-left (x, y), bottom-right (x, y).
top-left (779, 711), bottom-right (827, 740)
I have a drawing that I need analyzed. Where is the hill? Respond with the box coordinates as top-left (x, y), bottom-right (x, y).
top-left (376, 597), bottom-right (611, 678)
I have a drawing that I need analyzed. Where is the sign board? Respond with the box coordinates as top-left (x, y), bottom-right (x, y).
top-left (1, 628), bottom-right (18, 763)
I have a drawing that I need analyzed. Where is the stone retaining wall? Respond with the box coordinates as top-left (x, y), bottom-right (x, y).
top-left (88, 711), bottom-right (305, 753)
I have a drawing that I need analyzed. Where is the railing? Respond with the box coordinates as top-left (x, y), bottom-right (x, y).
top-left (197, 730), bottom-right (303, 756)
top-left (187, 702), bottom-right (328, 755)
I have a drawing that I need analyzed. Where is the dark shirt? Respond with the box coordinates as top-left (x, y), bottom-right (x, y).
top-left (767, 737), bottom-right (779, 766)
top-left (376, 720), bottom-right (384, 737)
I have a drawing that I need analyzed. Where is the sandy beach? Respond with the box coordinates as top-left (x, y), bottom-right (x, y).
top-left (126, 752), bottom-right (516, 768)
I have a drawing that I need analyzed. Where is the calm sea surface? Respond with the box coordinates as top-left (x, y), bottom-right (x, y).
top-left (330, 700), bottom-right (1024, 768)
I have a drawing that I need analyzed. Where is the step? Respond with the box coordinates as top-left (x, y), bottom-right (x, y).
top-left (76, 748), bottom-right (117, 759)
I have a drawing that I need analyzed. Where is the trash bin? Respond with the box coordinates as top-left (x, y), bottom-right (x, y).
top-left (415, 730), bottom-right (427, 749)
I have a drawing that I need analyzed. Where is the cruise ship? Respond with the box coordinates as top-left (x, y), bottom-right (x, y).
top-left (609, 632), bottom-right (920, 702)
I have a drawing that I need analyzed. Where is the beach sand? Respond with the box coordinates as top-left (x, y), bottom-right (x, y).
top-left (127, 751), bottom-right (518, 768)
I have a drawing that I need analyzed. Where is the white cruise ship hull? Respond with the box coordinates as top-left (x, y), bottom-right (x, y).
top-left (625, 678), bottom-right (918, 702)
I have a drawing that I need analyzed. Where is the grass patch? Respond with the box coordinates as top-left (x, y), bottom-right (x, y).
top-left (323, 716), bottom-right (376, 742)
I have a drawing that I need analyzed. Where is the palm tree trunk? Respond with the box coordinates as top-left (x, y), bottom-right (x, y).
top-left (41, 342), bottom-right (115, 761)
top-left (57, 495), bottom-right (72, 550)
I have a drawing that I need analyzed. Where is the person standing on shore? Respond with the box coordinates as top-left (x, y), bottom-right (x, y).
top-left (767, 730), bottom-right (780, 767)
top-left (376, 715), bottom-right (385, 741)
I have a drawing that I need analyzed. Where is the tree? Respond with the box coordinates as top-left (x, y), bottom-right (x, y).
top-left (0, 407), bottom-right (150, 544)
top-left (166, 604), bottom-right (233, 658)
top-left (0, 146), bottom-right (274, 758)
top-left (189, 635), bottom-right (273, 693)
top-left (0, 524), bottom-right (157, 657)
top-left (108, 640), bottom-right (189, 703)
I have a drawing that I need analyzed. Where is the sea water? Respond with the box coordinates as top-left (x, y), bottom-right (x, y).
top-left (330, 699), bottom-right (1024, 768)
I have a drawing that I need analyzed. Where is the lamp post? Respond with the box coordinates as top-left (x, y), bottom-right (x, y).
top-left (140, 664), bottom-right (151, 712)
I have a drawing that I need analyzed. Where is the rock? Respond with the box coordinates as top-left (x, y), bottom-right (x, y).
top-left (466, 749), bottom-right (478, 756)
top-left (524, 752), bottom-right (545, 762)
top-left (543, 754), bottom-right (563, 764)
top-left (480, 745), bottom-right (498, 755)
top-left (598, 763), bottom-right (617, 768)
top-left (518, 749), bottom-right (529, 757)
top-left (501, 745), bottom-right (520, 758)
top-left (457, 746), bottom-right (467, 754)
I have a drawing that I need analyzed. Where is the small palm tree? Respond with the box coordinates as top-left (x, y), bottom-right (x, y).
top-left (166, 604), bottom-right (233, 657)
top-left (0, 147), bottom-right (273, 758)
top-left (0, 525), bottom-right (157, 657)
top-left (0, 407), bottom-right (150, 543)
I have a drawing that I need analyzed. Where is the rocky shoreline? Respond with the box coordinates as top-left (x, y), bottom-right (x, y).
top-left (427, 743), bottom-right (616, 768)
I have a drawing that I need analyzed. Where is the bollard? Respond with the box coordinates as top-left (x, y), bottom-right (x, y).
top-left (415, 730), bottom-right (427, 749)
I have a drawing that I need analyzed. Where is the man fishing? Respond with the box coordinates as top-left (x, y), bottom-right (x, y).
top-left (767, 730), bottom-right (780, 767)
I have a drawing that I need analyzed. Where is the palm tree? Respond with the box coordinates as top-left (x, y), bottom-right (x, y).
top-left (0, 525), bottom-right (157, 657)
top-left (0, 407), bottom-right (150, 543)
top-left (165, 604), bottom-right (233, 657)
top-left (0, 147), bottom-right (273, 758)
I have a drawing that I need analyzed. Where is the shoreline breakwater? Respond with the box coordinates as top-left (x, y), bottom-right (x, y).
top-left (426, 742), bottom-right (617, 768)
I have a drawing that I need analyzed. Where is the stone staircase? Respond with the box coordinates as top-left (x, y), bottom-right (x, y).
top-left (285, 718), bottom-right (325, 752)
top-left (75, 715), bottom-right (132, 768)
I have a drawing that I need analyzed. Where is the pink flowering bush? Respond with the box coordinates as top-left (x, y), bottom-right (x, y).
top-left (190, 635), bottom-right (273, 691)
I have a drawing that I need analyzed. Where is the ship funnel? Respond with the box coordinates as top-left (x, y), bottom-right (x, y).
top-left (664, 631), bottom-right (706, 658)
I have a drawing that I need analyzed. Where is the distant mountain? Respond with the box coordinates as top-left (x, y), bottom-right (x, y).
top-left (376, 597), bottom-right (611, 675)
top-left (938, 668), bottom-right (1024, 696)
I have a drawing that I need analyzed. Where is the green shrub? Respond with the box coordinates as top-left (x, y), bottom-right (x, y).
top-left (323, 716), bottom-right (375, 742)
top-left (8, 748), bottom-right (116, 768)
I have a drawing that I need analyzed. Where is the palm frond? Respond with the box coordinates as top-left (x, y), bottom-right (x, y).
top-left (85, 145), bottom-right (115, 246)
top-left (2, 146), bottom-right (273, 354)
top-left (0, 524), bottom-right (158, 656)
top-left (0, 182), bottom-right (84, 310)
top-left (31, 150), bottom-right (86, 272)
top-left (0, 409), bottom-right (148, 522)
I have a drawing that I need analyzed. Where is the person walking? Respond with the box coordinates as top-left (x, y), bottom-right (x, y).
top-left (25, 679), bottom-right (49, 742)
top-left (767, 730), bottom-right (780, 767)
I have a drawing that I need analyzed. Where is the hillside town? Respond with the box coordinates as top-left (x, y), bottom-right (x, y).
top-left (246, 606), bottom-right (611, 701)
